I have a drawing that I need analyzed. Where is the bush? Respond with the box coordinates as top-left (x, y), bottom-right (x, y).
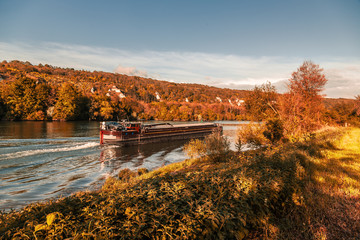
top-left (263, 118), bottom-right (284, 144)
top-left (236, 123), bottom-right (268, 150)
top-left (118, 168), bottom-right (137, 181)
top-left (118, 168), bottom-right (150, 181)
top-left (137, 168), bottom-right (149, 176)
top-left (183, 138), bottom-right (207, 159)
top-left (204, 132), bottom-right (230, 162)
top-left (183, 133), bottom-right (230, 162)
top-left (236, 119), bottom-right (285, 151)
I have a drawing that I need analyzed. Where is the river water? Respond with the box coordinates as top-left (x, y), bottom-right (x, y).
top-left (0, 121), bottom-right (242, 210)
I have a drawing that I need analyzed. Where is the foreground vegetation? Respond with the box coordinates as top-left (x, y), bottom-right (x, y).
top-left (1, 127), bottom-right (359, 239)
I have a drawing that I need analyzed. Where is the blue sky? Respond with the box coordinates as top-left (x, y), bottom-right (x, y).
top-left (0, 0), bottom-right (359, 98)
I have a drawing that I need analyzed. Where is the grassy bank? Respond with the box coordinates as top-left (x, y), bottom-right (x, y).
top-left (1, 128), bottom-right (360, 239)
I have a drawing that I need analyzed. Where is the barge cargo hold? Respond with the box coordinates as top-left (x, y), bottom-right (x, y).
top-left (100, 121), bottom-right (222, 145)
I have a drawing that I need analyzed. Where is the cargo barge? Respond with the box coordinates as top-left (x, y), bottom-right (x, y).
top-left (100, 121), bottom-right (222, 145)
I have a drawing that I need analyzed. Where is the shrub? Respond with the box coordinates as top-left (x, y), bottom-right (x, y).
top-left (183, 138), bottom-right (207, 159)
top-left (236, 123), bottom-right (268, 150)
top-left (204, 132), bottom-right (230, 162)
top-left (118, 168), bottom-right (136, 181)
top-left (183, 133), bottom-right (230, 162)
top-left (137, 168), bottom-right (149, 176)
top-left (263, 118), bottom-right (284, 144)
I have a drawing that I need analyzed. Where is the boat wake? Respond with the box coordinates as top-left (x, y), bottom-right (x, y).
top-left (0, 142), bottom-right (99, 160)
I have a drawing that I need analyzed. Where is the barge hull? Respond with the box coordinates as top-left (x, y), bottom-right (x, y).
top-left (100, 122), bottom-right (222, 146)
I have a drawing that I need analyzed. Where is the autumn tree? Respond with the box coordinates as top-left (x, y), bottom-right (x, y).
top-left (3, 77), bottom-right (50, 120)
top-left (244, 82), bottom-right (278, 121)
top-left (89, 95), bottom-right (118, 120)
top-left (355, 95), bottom-right (360, 116)
top-left (52, 83), bottom-right (89, 121)
top-left (324, 101), bottom-right (359, 126)
top-left (30, 82), bottom-right (51, 120)
top-left (279, 61), bottom-right (327, 136)
top-left (0, 95), bottom-right (6, 120)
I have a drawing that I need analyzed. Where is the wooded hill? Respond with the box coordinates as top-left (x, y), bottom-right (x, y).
top-left (0, 60), bottom-right (358, 125)
top-left (0, 60), bottom-right (248, 121)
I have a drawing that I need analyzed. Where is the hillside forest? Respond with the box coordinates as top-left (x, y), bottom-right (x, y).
top-left (0, 60), bottom-right (359, 128)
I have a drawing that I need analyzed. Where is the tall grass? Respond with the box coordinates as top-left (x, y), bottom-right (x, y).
top-left (302, 127), bottom-right (360, 239)
top-left (1, 128), bottom-right (359, 239)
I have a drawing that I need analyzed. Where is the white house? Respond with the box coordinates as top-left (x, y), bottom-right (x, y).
top-left (236, 99), bottom-right (245, 106)
top-left (108, 86), bottom-right (126, 99)
top-left (155, 92), bottom-right (161, 100)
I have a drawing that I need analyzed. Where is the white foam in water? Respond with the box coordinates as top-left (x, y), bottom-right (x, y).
top-left (0, 142), bottom-right (99, 160)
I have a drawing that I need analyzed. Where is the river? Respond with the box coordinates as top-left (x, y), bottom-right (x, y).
top-left (0, 121), bottom-right (243, 210)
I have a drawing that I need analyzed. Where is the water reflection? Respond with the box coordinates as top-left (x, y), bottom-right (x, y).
top-left (0, 121), bottom-right (99, 139)
top-left (99, 139), bottom-right (188, 172)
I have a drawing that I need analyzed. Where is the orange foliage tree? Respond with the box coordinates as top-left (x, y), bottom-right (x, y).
top-left (244, 82), bottom-right (278, 121)
top-left (355, 95), bottom-right (360, 116)
top-left (2, 77), bottom-right (50, 120)
top-left (52, 83), bottom-right (89, 121)
top-left (279, 61), bottom-right (327, 136)
top-left (89, 95), bottom-right (118, 120)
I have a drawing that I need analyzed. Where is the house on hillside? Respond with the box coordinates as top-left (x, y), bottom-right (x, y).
top-left (108, 85), bottom-right (126, 99)
top-left (35, 78), bottom-right (46, 85)
top-left (236, 99), bottom-right (245, 106)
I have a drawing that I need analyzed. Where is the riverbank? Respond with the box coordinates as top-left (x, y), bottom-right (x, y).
top-left (1, 127), bottom-right (359, 239)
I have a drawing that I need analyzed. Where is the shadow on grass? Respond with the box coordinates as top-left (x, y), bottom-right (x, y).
top-left (268, 130), bottom-right (360, 240)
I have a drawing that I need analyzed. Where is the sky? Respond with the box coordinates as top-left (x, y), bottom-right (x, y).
top-left (0, 0), bottom-right (359, 98)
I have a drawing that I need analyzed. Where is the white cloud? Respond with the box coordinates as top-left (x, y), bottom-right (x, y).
top-left (0, 41), bottom-right (359, 98)
top-left (322, 64), bottom-right (360, 98)
top-left (114, 65), bottom-right (148, 77)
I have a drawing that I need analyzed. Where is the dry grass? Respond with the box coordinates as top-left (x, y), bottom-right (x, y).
top-left (303, 128), bottom-right (360, 239)
top-left (315, 128), bottom-right (360, 197)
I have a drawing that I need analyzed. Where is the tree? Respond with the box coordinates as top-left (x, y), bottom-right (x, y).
top-left (89, 95), bottom-right (117, 120)
top-left (52, 83), bottom-right (89, 120)
top-left (3, 77), bottom-right (50, 120)
top-left (279, 61), bottom-right (327, 136)
top-left (0, 95), bottom-right (6, 120)
top-left (325, 101), bottom-right (359, 126)
top-left (355, 95), bottom-right (360, 116)
top-left (244, 82), bottom-right (278, 121)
